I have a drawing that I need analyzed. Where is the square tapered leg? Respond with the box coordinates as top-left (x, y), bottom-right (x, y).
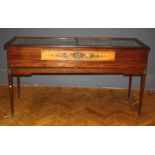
top-left (8, 74), bottom-right (14, 116)
top-left (138, 74), bottom-right (146, 115)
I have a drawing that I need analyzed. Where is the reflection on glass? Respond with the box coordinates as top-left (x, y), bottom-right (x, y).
top-left (78, 39), bottom-right (142, 47)
top-left (11, 37), bottom-right (142, 47)
top-left (12, 38), bottom-right (76, 45)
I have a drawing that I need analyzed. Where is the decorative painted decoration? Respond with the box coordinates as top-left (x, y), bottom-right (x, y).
top-left (41, 50), bottom-right (115, 61)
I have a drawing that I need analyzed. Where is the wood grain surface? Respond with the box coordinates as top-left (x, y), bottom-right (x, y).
top-left (7, 47), bottom-right (148, 68)
top-left (0, 85), bottom-right (155, 126)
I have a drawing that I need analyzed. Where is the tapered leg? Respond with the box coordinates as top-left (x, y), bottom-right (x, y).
top-left (8, 74), bottom-right (14, 116)
top-left (17, 76), bottom-right (20, 98)
top-left (138, 74), bottom-right (146, 115)
top-left (128, 75), bottom-right (132, 99)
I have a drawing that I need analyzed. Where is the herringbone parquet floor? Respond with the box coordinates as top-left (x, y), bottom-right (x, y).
top-left (0, 85), bottom-right (155, 126)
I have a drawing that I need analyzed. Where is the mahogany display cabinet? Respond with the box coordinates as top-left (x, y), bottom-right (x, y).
top-left (4, 37), bottom-right (150, 115)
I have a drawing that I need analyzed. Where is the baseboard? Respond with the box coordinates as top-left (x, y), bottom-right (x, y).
top-left (0, 84), bottom-right (155, 91)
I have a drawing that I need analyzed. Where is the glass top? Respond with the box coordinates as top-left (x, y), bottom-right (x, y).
top-left (78, 39), bottom-right (142, 47)
top-left (8, 37), bottom-right (144, 47)
top-left (11, 38), bottom-right (77, 46)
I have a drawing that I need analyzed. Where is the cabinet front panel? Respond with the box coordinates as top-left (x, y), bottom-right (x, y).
top-left (7, 47), bottom-right (148, 69)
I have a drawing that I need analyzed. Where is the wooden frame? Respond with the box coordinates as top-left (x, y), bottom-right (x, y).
top-left (4, 37), bottom-right (150, 116)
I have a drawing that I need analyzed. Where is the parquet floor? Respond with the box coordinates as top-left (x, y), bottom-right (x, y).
top-left (0, 85), bottom-right (155, 126)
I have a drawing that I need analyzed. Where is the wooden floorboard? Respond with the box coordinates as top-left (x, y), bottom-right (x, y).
top-left (0, 85), bottom-right (155, 126)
